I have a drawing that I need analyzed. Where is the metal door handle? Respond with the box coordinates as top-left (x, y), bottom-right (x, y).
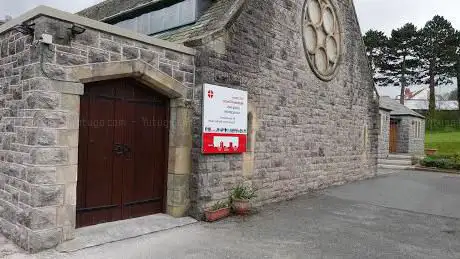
top-left (122, 144), bottom-right (131, 154)
top-left (113, 144), bottom-right (131, 155)
top-left (113, 144), bottom-right (125, 155)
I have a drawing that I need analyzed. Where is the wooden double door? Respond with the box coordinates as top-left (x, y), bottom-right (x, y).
top-left (389, 120), bottom-right (398, 153)
top-left (77, 78), bottom-right (169, 228)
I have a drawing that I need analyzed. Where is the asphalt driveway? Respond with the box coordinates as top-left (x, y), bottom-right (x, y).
top-left (6, 170), bottom-right (460, 258)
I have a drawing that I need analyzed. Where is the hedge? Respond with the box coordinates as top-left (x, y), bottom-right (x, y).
top-left (420, 154), bottom-right (460, 170)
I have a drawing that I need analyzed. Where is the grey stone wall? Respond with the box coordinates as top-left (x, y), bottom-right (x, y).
top-left (186, 0), bottom-right (379, 216)
top-left (0, 15), bottom-right (194, 252)
top-left (396, 117), bottom-right (409, 153)
top-left (378, 110), bottom-right (390, 158)
top-left (408, 118), bottom-right (425, 156)
top-left (394, 116), bottom-right (425, 156)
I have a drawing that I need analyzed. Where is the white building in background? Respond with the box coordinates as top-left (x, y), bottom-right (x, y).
top-left (405, 99), bottom-right (459, 111)
top-left (377, 79), bottom-right (458, 112)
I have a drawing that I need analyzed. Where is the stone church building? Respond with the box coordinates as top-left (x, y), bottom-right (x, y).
top-left (378, 96), bottom-right (425, 159)
top-left (0, 0), bottom-right (379, 251)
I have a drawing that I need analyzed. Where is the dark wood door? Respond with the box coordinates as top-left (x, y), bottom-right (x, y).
top-left (77, 79), bottom-right (169, 228)
top-left (389, 120), bottom-right (398, 153)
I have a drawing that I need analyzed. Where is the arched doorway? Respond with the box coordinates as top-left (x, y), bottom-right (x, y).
top-left (76, 78), bottom-right (169, 228)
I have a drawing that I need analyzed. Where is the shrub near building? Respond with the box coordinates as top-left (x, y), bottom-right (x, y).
top-left (421, 154), bottom-right (460, 171)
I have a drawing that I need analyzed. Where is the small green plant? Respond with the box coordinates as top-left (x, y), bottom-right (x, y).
top-left (208, 200), bottom-right (229, 211)
top-left (421, 154), bottom-right (460, 170)
top-left (230, 184), bottom-right (257, 200)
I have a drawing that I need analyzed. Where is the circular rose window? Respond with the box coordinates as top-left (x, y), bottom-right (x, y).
top-left (302, 0), bottom-right (341, 81)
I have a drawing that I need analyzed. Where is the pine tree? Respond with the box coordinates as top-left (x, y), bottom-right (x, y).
top-left (363, 30), bottom-right (387, 84)
top-left (417, 16), bottom-right (459, 116)
top-left (380, 23), bottom-right (420, 105)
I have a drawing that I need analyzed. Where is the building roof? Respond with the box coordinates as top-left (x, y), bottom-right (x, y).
top-left (155, 0), bottom-right (245, 44)
top-left (405, 99), bottom-right (459, 111)
top-left (78, 0), bottom-right (160, 21)
top-left (379, 97), bottom-right (425, 119)
top-left (0, 5), bottom-right (195, 55)
top-left (78, 0), bottom-right (246, 45)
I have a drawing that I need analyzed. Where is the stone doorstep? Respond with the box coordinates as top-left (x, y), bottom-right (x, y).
top-left (378, 164), bottom-right (415, 170)
top-left (55, 214), bottom-right (197, 253)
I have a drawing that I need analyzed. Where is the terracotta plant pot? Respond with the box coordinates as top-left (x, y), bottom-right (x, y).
top-left (205, 207), bottom-right (230, 222)
top-left (232, 199), bottom-right (251, 215)
top-left (425, 149), bottom-right (437, 156)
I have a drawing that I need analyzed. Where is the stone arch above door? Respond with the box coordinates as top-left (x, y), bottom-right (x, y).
top-left (70, 60), bottom-right (189, 99)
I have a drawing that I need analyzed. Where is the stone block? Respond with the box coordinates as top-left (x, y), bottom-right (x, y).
top-left (179, 64), bottom-right (194, 73)
top-left (64, 182), bottom-right (76, 206)
top-left (30, 148), bottom-right (67, 165)
top-left (0, 189), bottom-right (13, 203)
top-left (60, 94), bottom-right (80, 111)
top-left (28, 228), bottom-right (62, 253)
top-left (122, 46), bottom-right (139, 60)
top-left (33, 128), bottom-right (57, 146)
top-left (57, 130), bottom-right (79, 148)
top-left (110, 53), bottom-right (121, 61)
top-left (100, 39), bottom-right (121, 53)
top-left (168, 147), bottom-right (192, 175)
top-left (166, 205), bottom-right (188, 218)
top-left (26, 167), bottom-right (57, 185)
top-left (29, 78), bottom-right (83, 95)
top-left (62, 224), bottom-right (75, 241)
top-left (159, 63), bottom-right (172, 76)
top-left (168, 174), bottom-right (189, 191)
top-left (6, 177), bottom-right (30, 193)
top-left (21, 65), bottom-right (35, 80)
top-left (140, 49), bottom-right (158, 66)
top-left (73, 29), bottom-right (98, 47)
top-left (16, 206), bottom-right (57, 230)
top-left (40, 64), bottom-right (67, 81)
top-left (56, 52), bottom-right (87, 66)
top-left (57, 205), bottom-right (75, 227)
top-left (0, 218), bottom-right (28, 250)
top-left (165, 50), bottom-right (181, 61)
top-left (68, 148), bottom-right (78, 165)
top-left (3, 163), bottom-right (27, 180)
top-left (30, 184), bottom-right (64, 207)
top-left (88, 48), bottom-right (109, 63)
top-left (33, 111), bottom-right (68, 128)
top-left (172, 70), bottom-right (184, 82)
top-left (55, 165), bottom-right (78, 184)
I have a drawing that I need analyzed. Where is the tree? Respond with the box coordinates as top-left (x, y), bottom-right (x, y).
top-left (379, 23), bottom-right (420, 105)
top-left (417, 16), bottom-right (459, 116)
top-left (455, 31), bottom-right (460, 109)
top-left (363, 30), bottom-right (388, 83)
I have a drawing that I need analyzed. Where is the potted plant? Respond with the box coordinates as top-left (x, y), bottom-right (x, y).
top-left (230, 184), bottom-right (257, 215)
top-left (425, 148), bottom-right (437, 156)
top-left (204, 200), bottom-right (230, 222)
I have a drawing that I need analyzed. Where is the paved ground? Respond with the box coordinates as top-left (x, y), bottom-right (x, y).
top-left (4, 169), bottom-right (460, 258)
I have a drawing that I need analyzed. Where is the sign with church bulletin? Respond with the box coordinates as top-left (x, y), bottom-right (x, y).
top-left (202, 84), bottom-right (248, 154)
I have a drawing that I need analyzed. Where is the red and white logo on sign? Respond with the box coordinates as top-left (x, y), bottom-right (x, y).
top-left (207, 90), bottom-right (214, 99)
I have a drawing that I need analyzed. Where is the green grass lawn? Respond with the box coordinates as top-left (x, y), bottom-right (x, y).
top-left (425, 131), bottom-right (460, 155)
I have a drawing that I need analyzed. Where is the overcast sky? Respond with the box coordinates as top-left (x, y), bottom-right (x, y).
top-left (1, 0), bottom-right (459, 34)
top-left (1, 0), bottom-right (458, 98)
